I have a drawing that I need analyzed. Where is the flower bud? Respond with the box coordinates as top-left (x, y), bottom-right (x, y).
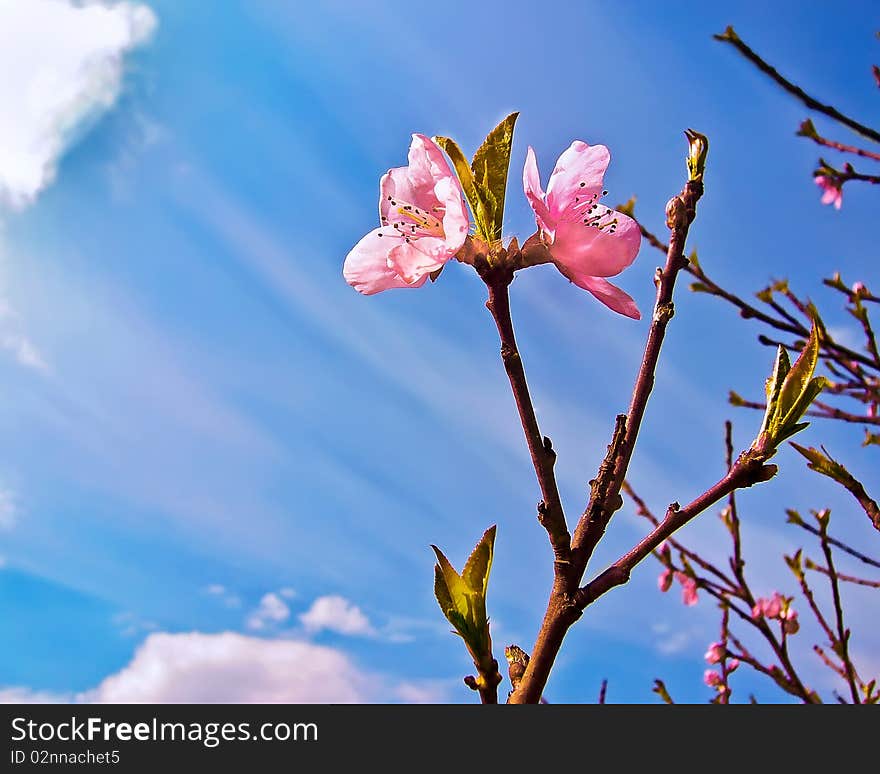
top-left (704, 642), bottom-right (724, 664)
top-left (685, 128), bottom-right (709, 182)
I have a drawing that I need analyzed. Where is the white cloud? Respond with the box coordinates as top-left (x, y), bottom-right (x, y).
top-left (0, 0), bottom-right (157, 209)
top-left (279, 587), bottom-right (297, 599)
top-left (246, 592), bottom-right (290, 631)
top-left (0, 487), bottom-right (17, 529)
top-left (300, 595), bottom-right (375, 637)
top-left (0, 686), bottom-right (70, 703)
top-left (83, 631), bottom-right (377, 703)
top-left (393, 680), bottom-right (452, 704)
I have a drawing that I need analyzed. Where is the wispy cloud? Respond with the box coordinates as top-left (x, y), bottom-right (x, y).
top-left (0, 300), bottom-right (47, 372)
top-left (0, 486), bottom-right (17, 529)
top-left (0, 0), bottom-right (157, 209)
top-left (204, 584), bottom-right (242, 609)
top-left (111, 610), bottom-right (158, 638)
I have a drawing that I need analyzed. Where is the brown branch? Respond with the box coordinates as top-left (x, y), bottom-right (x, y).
top-left (626, 481), bottom-right (738, 593)
top-left (575, 453), bottom-right (776, 609)
top-left (508, 170), bottom-right (706, 705)
top-left (808, 562), bottom-right (880, 588)
top-left (818, 520), bottom-right (860, 703)
top-left (633, 219), bottom-right (880, 375)
top-left (714, 26), bottom-right (880, 144)
top-left (837, 165), bottom-right (880, 185)
top-left (802, 131), bottom-right (880, 162)
top-left (730, 394), bottom-right (880, 426)
top-left (790, 518), bottom-right (880, 570)
top-left (481, 262), bottom-right (572, 566)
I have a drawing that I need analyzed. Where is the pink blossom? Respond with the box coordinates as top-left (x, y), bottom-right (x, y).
top-left (658, 567), bottom-right (674, 593)
top-left (852, 282), bottom-right (867, 296)
top-left (815, 175), bottom-right (842, 210)
top-left (523, 141), bottom-right (641, 319)
top-left (704, 642), bottom-right (724, 664)
top-left (752, 593), bottom-right (784, 620)
top-left (703, 669), bottom-right (723, 688)
top-left (675, 571), bottom-right (699, 606)
top-left (344, 134), bottom-right (469, 294)
top-left (727, 658), bottom-right (740, 672)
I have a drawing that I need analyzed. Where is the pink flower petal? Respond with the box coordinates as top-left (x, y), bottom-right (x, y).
top-left (343, 228), bottom-right (426, 295)
top-left (565, 275), bottom-right (640, 320)
top-left (523, 146), bottom-right (554, 235)
top-left (704, 642), bottom-right (724, 664)
top-left (703, 669), bottom-right (722, 688)
top-left (551, 205), bottom-right (641, 278)
top-left (387, 239), bottom-right (447, 283)
top-left (407, 133), bottom-right (456, 197)
top-left (545, 140), bottom-right (610, 220)
top-left (434, 176), bottom-right (469, 254)
top-left (658, 568), bottom-right (673, 593)
top-left (815, 175), bottom-right (842, 210)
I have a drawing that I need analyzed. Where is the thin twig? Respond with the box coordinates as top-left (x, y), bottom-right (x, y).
top-left (714, 26), bottom-right (880, 144)
top-left (818, 520), bottom-right (860, 703)
top-left (481, 262), bottom-right (572, 567)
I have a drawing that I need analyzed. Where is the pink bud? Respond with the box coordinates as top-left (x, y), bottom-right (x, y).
top-left (704, 642), bottom-right (724, 664)
top-left (704, 670), bottom-right (723, 688)
top-left (727, 658), bottom-right (740, 672)
top-left (765, 593), bottom-right (783, 619)
top-left (751, 599), bottom-right (766, 619)
top-left (852, 282), bottom-right (867, 296)
top-left (679, 576), bottom-right (699, 607)
top-left (658, 568), bottom-right (674, 593)
top-left (782, 611), bottom-right (800, 635)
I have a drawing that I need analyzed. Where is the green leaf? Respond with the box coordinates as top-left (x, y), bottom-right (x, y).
top-left (759, 345), bottom-right (791, 437)
top-left (433, 135), bottom-right (489, 238)
top-left (617, 196), bottom-right (637, 218)
top-left (433, 564), bottom-right (455, 617)
top-left (470, 112), bottom-right (519, 241)
top-left (431, 544), bottom-right (470, 620)
top-left (431, 527), bottom-right (498, 664)
top-left (462, 525), bottom-right (496, 597)
top-left (777, 321), bottom-right (820, 427)
top-left (797, 118), bottom-right (818, 139)
top-left (790, 443), bottom-right (853, 487)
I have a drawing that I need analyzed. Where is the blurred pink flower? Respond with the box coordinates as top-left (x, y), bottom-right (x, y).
top-left (752, 592), bottom-right (784, 620)
top-left (727, 658), bottom-right (740, 672)
top-left (523, 141), bottom-right (641, 319)
top-left (815, 175), bottom-right (842, 210)
top-left (344, 134), bottom-right (469, 294)
top-left (703, 670), bottom-right (723, 688)
top-left (704, 642), bottom-right (724, 664)
top-left (658, 567), bottom-right (674, 593)
top-left (675, 571), bottom-right (699, 606)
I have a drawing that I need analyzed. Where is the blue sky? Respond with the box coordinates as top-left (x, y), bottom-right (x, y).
top-left (0, 0), bottom-right (878, 703)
